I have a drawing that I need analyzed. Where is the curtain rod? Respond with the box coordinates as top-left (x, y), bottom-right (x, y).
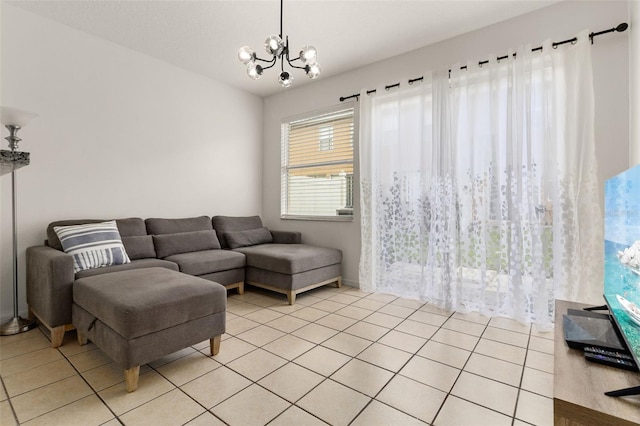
top-left (339, 22), bottom-right (628, 102)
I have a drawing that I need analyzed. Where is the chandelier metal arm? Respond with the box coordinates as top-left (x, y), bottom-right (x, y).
top-left (254, 55), bottom-right (277, 64)
top-left (286, 60), bottom-right (306, 70)
top-left (282, 36), bottom-right (304, 69)
top-left (260, 57), bottom-right (279, 71)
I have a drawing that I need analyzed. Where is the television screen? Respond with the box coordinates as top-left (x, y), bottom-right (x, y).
top-left (604, 164), bottom-right (640, 365)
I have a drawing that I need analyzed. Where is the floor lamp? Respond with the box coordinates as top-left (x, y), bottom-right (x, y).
top-left (0, 106), bottom-right (38, 335)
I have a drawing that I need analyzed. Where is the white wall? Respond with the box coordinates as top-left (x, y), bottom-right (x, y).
top-left (631, 1), bottom-right (640, 166)
top-left (0, 4), bottom-right (264, 321)
top-left (262, 1), bottom-right (630, 298)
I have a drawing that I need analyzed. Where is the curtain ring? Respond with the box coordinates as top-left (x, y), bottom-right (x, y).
top-left (571, 39), bottom-right (577, 45)
top-left (478, 62), bottom-right (483, 68)
top-left (552, 43), bottom-right (558, 49)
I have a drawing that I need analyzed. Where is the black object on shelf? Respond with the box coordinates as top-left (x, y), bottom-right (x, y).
top-left (583, 304), bottom-right (609, 312)
top-left (605, 386), bottom-right (640, 397)
top-left (584, 351), bottom-right (638, 371)
top-left (583, 346), bottom-right (634, 360)
top-left (563, 309), bottom-right (627, 351)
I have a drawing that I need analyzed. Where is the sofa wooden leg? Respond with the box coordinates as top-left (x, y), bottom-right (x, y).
top-left (238, 282), bottom-right (245, 295)
top-left (335, 277), bottom-right (342, 288)
top-left (51, 326), bottom-right (66, 348)
top-left (77, 330), bottom-right (88, 346)
top-left (287, 291), bottom-right (296, 305)
top-left (210, 335), bottom-right (221, 356)
top-left (125, 366), bottom-right (140, 392)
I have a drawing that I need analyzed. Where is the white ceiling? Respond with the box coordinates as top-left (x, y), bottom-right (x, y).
top-left (8, 0), bottom-right (558, 97)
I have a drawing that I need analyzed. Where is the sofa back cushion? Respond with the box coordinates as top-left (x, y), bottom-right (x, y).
top-left (47, 218), bottom-right (147, 251)
top-left (121, 235), bottom-right (156, 260)
top-left (212, 215), bottom-right (264, 249)
top-left (146, 216), bottom-right (212, 235)
top-left (225, 227), bottom-right (273, 249)
top-left (153, 230), bottom-right (221, 258)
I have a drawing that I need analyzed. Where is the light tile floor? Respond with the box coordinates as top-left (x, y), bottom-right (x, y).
top-left (0, 285), bottom-right (554, 425)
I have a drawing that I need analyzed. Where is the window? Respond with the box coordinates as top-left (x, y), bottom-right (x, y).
top-left (281, 106), bottom-right (355, 220)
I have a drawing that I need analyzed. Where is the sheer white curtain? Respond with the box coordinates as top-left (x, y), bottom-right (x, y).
top-left (359, 31), bottom-right (602, 325)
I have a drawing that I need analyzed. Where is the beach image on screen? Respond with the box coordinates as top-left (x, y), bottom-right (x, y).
top-left (604, 164), bottom-right (640, 362)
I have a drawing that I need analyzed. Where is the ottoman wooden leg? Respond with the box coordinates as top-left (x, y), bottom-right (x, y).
top-left (125, 366), bottom-right (140, 392)
top-left (210, 335), bottom-right (221, 356)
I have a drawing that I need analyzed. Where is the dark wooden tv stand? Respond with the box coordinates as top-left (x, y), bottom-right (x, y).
top-left (554, 299), bottom-right (640, 425)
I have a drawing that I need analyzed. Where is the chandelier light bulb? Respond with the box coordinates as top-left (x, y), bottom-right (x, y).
top-left (305, 63), bottom-right (321, 79)
top-left (264, 35), bottom-right (284, 56)
top-left (247, 63), bottom-right (263, 80)
top-left (237, 46), bottom-right (255, 64)
top-left (299, 45), bottom-right (317, 64)
top-left (278, 71), bottom-right (293, 87)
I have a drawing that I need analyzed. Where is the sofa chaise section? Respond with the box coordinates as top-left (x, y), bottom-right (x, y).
top-left (213, 215), bottom-right (343, 304)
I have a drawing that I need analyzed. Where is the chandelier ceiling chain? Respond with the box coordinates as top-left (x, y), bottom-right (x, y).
top-left (237, 0), bottom-right (321, 87)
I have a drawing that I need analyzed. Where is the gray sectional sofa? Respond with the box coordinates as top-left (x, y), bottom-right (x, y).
top-left (26, 215), bottom-right (342, 348)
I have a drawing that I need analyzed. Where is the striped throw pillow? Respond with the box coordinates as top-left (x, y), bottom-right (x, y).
top-left (54, 220), bottom-right (131, 273)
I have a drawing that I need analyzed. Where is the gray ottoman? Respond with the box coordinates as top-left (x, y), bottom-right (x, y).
top-left (72, 267), bottom-right (226, 392)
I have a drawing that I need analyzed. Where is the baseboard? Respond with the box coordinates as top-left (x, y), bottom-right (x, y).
top-left (341, 279), bottom-right (359, 288)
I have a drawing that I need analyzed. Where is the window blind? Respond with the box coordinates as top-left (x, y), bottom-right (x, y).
top-left (281, 107), bottom-right (355, 218)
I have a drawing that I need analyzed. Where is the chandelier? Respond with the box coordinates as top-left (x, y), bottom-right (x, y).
top-left (237, 0), bottom-right (321, 87)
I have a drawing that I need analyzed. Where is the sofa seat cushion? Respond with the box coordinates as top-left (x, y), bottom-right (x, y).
top-left (73, 268), bottom-right (226, 339)
top-left (234, 244), bottom-right (342, 275)
top-left (165, 250), bottom-right (245, 276)
top-left (75, 258), bottom-right (179, 279)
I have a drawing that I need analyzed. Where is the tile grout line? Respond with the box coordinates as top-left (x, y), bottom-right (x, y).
top-left (0, 375), bottom-right (20, 426)
top-left (237, 287), bottom-right (422, 425)
top-left (343, 300), bottom-right (458, 425)
top-left (511, 324), bottom-right (533, 425)
top-left (2, 325), bottom-right (123, 425)
top-left (52, 328), bottom-right (125, 425)
top-left (145, 358), bottom-right (231, 426)
top-left (1, 285), bottom-right (555, 425)
top-left (236, 288), bottom-right (538, 425)
top-left (428, 314), bottom-right (491, 424)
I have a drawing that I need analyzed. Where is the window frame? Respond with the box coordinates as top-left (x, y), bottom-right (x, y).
top-left (280, 103), bottom-right (357, 222)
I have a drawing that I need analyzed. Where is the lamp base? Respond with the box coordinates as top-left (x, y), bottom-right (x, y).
top-left (0, 316), bottom-right (36, 336)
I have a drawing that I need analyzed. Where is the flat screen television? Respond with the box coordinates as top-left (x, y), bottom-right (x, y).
top-left (603, 164), bottom-right (640, 395)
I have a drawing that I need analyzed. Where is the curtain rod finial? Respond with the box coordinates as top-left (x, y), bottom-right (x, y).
top-left (616, 23), bottom-right (629, 33)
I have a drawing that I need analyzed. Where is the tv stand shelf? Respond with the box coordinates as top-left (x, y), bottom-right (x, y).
top-left (554, 300), bottom-right (640, 425)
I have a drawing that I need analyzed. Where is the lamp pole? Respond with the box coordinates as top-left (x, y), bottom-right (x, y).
top-left (0, 108), bottom-right (37, 335)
